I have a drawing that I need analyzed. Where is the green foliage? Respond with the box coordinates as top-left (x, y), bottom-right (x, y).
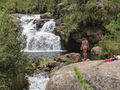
top-left (0, 0), bottom-right (119, 88)
top-left (64, 59), bottom-right (72, 65)
top-left (25, 58), bottom-right (54, 72)
top-left (99, 13), bottom-right (120, 58)
top-left (51, 66), bottom-right (59, 72)
top-left (24, 61), bottom-right (35, 74)
top-left (106, 13), bottom-right (120, 33)
top-left (56, 0), bottom-right (120, 43)
top-left (60, 11), bottom-right (79, 42)
top-left (74, 67), bottom-right (93, 90)
top-left (0, 0), bottom-right (68, 13)
top-left (24, 57), bottom-right (60, 74)
top-left (0, 11), bottom-right (28, 90)
top-left (37, 58), bottom-right (54, 67)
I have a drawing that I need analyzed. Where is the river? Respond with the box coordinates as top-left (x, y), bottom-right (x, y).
top-left (16, 14), bottom-right (66, 90)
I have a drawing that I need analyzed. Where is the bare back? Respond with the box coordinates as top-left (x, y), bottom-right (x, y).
top-left (81, 40), bottom-right (89, 52)
top-left (80, 39), bottom-right (89, 60)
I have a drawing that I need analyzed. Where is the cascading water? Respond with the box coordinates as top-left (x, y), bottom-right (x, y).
top-left (19, 14), bottom-right (66, 58)
top-left (20, 14), bottom-right (61, 51)
top-left (17, 14), bottom-right (66, 90)
top-left (27, 73), bottom-right (49, 90)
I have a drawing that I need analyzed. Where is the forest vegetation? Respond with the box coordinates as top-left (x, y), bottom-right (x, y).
top-left (0, 0), bottom-right (120, 89)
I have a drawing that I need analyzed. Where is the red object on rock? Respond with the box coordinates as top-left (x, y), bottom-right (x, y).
top-left (104, 59), bottom-right (113, 62)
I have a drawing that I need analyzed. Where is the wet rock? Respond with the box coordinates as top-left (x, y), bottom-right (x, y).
top-left (33, 19), bottom-right (45, 29)
top-left (40, 12), bottom-right (53, 19)
top-left (34, 69), bottom-right (43, 74)
top-left (46, 60), bottom-right (120, 90)
top-left (43, 67), bottom-right (51, 72)
top-left (33, 18), bottom-right (52, 30)
top-left (47, 62), bottom-right (59, 68)
top-left (56, 53), bottom-right (82, 63)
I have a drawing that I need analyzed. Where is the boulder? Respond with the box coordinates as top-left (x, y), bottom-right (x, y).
top-left (46, 60), bottom-right (120, 90)
top-left (33, 19), bottom-right (46, 29)
top-left (43, 67), bottom-right (51, 72)
top-left (47, 62), bottom-right (59, 68)
top-left (91, 46), bottom-right (102, 59)
top-left (56, 53), bottom-right (81, 63)
top-left (33, 18), bottom-right (52, 30)
top-left (34, 19), bottom-right (44, 28)
top-left (40, 12), bottom-right (53, 19)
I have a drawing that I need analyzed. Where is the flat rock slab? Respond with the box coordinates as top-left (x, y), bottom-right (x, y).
top-left (46, 60), bottom-right (120, 90)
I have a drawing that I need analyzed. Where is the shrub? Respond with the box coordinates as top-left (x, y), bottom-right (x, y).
top-left (99, 13), bottom-right (120, 58)
top-left (0, 11), bottom-right (28, 90)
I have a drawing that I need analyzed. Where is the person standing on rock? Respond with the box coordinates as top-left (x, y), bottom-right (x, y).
top-left (80, 38), bottom-right (89, 61)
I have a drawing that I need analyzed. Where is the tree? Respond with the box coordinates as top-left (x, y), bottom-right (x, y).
top-left (0, 11), bottom-right (28, 90)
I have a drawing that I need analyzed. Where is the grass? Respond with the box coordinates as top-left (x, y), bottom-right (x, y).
top-left (74, 67), bottom-right (93, 90)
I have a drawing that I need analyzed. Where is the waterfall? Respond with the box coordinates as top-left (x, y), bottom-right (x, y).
top-left (27, 73), bottom-right (49, 90)
top-left (20, 14), bottom-right (61, 52)
top-left (17, 14), bottom-right (66, 90)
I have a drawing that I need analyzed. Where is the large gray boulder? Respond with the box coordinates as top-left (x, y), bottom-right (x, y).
top-left (46, 60), bottom-right (120, 90)
top-left (91, 46), bottom-right (102, 59)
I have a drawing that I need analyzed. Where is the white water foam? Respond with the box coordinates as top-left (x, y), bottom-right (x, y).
top-left (27, 73), bottom-right (49, 90)
top-left (18, 14), bottom-right (66, 90)
top-left (22, 50), bottom-right (67, 52)
top-left (19, 14), bottom-right (61, 51)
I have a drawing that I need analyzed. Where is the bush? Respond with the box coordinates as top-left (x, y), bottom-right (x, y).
top-left (99, 13), bottom-right (120, 58)
top-left (56, 0), bottom-right (120, 42)
top-left (0, 11), bottom-right (28, 90)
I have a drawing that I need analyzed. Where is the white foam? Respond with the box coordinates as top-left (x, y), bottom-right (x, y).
top-left (27, 73), bottom-right (49, 90)
top-left (19, 14), bottom-right (61, 51)
top-left (21, 50), bottom-right (67, 52)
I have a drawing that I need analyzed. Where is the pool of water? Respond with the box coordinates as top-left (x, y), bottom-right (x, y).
top-left (23, 50), bottom-right (67, 58)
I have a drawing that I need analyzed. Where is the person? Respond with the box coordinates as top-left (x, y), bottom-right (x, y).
top-left (80, 38), bottom-right (89, 61)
